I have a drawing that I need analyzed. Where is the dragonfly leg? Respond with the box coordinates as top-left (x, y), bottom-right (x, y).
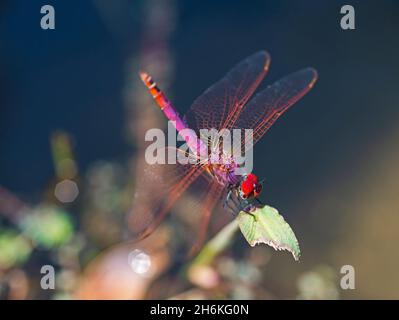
top-left (223, 189), bottom-right (232, 210)
top-left (233, 195), bottom-right (243, 213)
top-left (224, 187), bottom-right (245, 217)
top-left (223, 188), bottom-right (238, 212)
top-left (239, 198), bottom-right (262, 220)
top-left (225, 201), bottom-right (238, 217)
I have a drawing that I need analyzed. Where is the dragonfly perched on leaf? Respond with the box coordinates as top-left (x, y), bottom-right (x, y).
top-left (131, 51), bottom-right (317, 252)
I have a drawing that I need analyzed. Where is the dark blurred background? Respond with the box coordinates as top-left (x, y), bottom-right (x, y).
top-left (1, 0), bottom-right (399, 299)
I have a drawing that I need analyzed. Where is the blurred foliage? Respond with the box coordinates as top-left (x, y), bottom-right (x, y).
top-left (0, 230), bottom-right (32, 269)
top-left (51, 132), bottom-right (78, 180)
top-left (297, 265), bottom-right (339, 300)
top-left (19, 206), bottom-right (73, 249)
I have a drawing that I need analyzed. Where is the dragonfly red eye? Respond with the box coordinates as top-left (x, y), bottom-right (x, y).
top-left (246, 173), bottom-right (258, 183)
top-left (240, 178), bottom-right (255, 198)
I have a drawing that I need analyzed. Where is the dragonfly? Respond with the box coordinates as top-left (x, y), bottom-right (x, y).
top-left (131, 51), bottom-right (317, 251)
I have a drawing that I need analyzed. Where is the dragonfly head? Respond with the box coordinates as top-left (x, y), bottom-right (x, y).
top-left (240, 173), bottom-right (263, 199)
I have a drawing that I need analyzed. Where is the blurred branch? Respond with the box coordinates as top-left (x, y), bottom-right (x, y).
top-left (189, 219), bottom-right (239, 268)
top-left (50, 131), bottom-right (77, 180)
top-left (0, 186), bottom-right (29, 224)
top-left (186, 219), bottom-right (239, 289)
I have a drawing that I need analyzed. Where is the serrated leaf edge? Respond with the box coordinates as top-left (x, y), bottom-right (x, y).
top-left (249, 237), bottom-right (300, 261)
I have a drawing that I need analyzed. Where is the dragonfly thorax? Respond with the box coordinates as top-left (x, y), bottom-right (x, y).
top-left (205, 163), bottom-right (241, 187)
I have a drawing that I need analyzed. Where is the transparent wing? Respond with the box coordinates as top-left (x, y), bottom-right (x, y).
top-left (127, 147), bottom-right (206, 240)
top-left (233, 68), bottom-right (318, 152)
top-left (188, 180), bottom-right (225, 256)
top-left (184, 51), bottom-right (270, 133)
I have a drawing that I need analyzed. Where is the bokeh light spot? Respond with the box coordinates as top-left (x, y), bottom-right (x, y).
top-left (128, 249), bottom-right (151, 276)
top-left (54, 179), bottom-right (79, 203)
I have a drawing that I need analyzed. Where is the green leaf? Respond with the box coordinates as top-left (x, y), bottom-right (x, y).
top-left (237, 205), bottom-right (300, 261)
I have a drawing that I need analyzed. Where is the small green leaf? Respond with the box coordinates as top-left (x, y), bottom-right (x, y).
top-left (237, 205), bottom-right (300, 261)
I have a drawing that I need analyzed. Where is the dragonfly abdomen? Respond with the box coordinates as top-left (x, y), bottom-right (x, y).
top-left (139, 71), bottom-right (208, 156)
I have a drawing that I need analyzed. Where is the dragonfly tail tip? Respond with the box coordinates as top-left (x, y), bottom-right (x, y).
top-left (139, 71), bottom-right (150, 83)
